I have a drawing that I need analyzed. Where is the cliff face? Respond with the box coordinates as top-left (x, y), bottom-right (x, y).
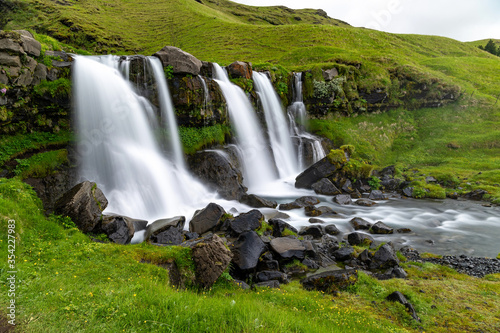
top-left (0, 35), bottom-right (460, 137)
top-left (0, 30), bottom-right (71, 134)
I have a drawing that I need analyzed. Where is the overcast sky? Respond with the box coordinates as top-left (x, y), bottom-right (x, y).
top-left (231, 0), bottom-right (500, 42)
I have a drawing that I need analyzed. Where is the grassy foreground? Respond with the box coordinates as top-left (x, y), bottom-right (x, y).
top-left (1, 177), bottom-right (500, 332)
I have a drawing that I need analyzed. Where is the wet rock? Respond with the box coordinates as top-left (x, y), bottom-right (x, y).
top-left (309, 218), bottom-right (325, 224)
top-left (54, 181), bottom-right (108, 233)
top-left (153, 46), bottom-right (202, 75)
top-left (386, 291), bottom-right (420, 321)
top-left (463, 189), bottom-right (488, 201)
top-left (325, 224), bottom-right (341, 235)
top-left (341, 179), bottom-right (354, 193)
top-left (230, 231), bottom-right (267, 271)
top-left (268, 218), bottom-right (298, 237)
top-left (381, 178), bottom-right (401, 191)
top-left (132, 220), bottom-right (148, 232)
top-left (370, 221), bottom-right (394, 234)
top-left (295, 157), bottom-right (339, 189)
top-left (146, 216), bottom-right (186, 245)
top-left (347, 232), bottom-right (374, 246)
top-left (333, 194), bottom-right (352, 205)
top-left (258, 259), bottom-right (279, 271)
top-left (229, 209), bottom-right (263, 235)
top-left (304, 205), bottom-right (337, 217)
top-left (189, 202), bottom-right (226, 235)
top-left (270, 237), bottom-right (306, 259)
top-left (298, 225), bottom-right (325, 239)
top-left (402, 187), bottom-right (414, 197)
top-left (301, 269), bottom-right (358, 295)
top-left (32, 63), bottom-right (47, 85)
top-left (311, 178), bottom-right (341, 195)
top-left (240, 194), bottom-right (277, 208)
top-left (188, 151), bottom-right (247, 200)
top-left (368, 190), bottom-right (386, 200)
top-left (191, 234), bottom-right (232, 289)
top-left (349, 217), bottom-right (372, 230)
top-left (355, 198), bottom-right (377, 207)
top-left (397, 228), bottom-right (412, 234)
top-left (278, 196), bottom-right (320, 210)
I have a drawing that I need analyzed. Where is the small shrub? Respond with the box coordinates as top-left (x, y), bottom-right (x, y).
top-left (368, 176), bottom-right (381, 190)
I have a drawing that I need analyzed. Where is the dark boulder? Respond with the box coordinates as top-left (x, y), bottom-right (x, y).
top-left (371, 243), bottom-right (400, 270)
top-left (268, 218), bottom-right (298, 237)
top-left (325, 224), bottom-right (341, 235)
top-left (298, 225), bottom-right (325, 239)
top-left (146, 216), bottom-right (186, 245)
top-left (333, 194), bottom-right (352, 205)
top-left (153, 46), bottom-right (202, 75)
top-left (230, 231), bottom-right (267, 271)
top-left (309, 218), bottom-right (325, 224)
top-left (295, 157), bottom-right (339, 189)
top-left (188, 151), bottom-right (247, 200)
top-left (349, 217), bottom-right (372, 230)
top-left (368, 190), bottom-right (386, 200)
top-left (229, 209), bottom-right (263, 235)
top-left (101, 215), bottom-right (137, 245)
top-left (278, 196), bottom-right (320, 210)
top-left (402, 187), bottom-right (414, 197)
top-left (341, 179), bottom-right (354, 193)
top-left (54, 181), bottom-right (108, 233)
top-left (332, 246), bottom-right (354, 261)
top-left (347, 232), bottom-right (374, 246)
top-left (304, 205), bottom-right (337, 217)
top-left (189, 202), bottom-right (226, 235)
top-left (256, 270), bottom-right (288, 283)
top-left (301, 269), bottom-right (358, 295)
top-left (270, 237), bottom-right (306, 260)
top-left (355, 198), bottom-right (377, 207)
top-left (240, 194), bottom-right (277, 208)
top-left (311, 178), bottom-right (341, 195)
top-left (381, 178), bottom-right (401, 191)
top-left (191, 234), bottom-right (232, 289)
top-left (370, 221), bottom-right (394, 234)
top-left (463, 189), bottom-right (488, 201)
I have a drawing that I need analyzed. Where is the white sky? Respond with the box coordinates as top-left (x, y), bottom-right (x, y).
top-left (231, 0), bottom-right (500, 42)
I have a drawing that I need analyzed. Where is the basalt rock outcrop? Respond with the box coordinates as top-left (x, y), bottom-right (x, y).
top-left (0, 30), bottom-right (71, 134)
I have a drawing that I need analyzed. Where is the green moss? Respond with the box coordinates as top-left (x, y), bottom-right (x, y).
top-left (256, 220), bottom-right (273, 236)
top-left (178, 124), bottom-right (231, 154)
top-left (14, 149), bottom-right (68, 179)
top-left (33, 78), bottom-right (72, 99)
top-left (282, 228), bottom-right (297, 237)
top-left (327, 148), bottom-right (347, 167)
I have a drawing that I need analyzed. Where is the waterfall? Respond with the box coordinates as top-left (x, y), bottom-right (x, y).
top-left (150, 57), bottom-right (185, 168)
top-left (212, 63), bottom-right (278, 189)
top-left (253, 72), bottom-right (299, 178)
top-left (287, 73), bottom-right (326, 168)
top-left (73, 55), bottom-right (212, 221)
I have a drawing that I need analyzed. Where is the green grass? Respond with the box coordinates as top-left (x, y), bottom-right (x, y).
top-left (309, 100), bottom-right (500, 201)
top-left (0, 178), bottom-right (499, 332)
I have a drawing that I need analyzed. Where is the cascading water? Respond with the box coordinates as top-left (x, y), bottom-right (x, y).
top-left (73, 55), bottom-right (213, 222)
top-left (212, 63), bottom-right (278, 189)
top-left (253, 72), bottom-right (300, 178)
top-left (287, 72), bottom-right (326, 168)
top-left (150, 57), bottom-right (185, 167)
